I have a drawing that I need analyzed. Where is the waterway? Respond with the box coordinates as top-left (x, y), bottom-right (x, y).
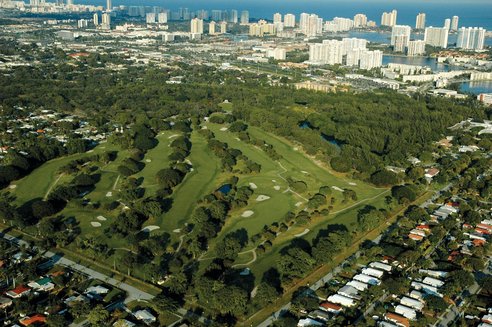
top-left (457, 81), bottom-right (492, 95)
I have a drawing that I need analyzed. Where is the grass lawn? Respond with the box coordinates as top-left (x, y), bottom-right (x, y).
top-left (149, 131), bottom-right (222, 233)
top-left (10, 143), bottom-right (118, 205)
top-left (134, 131), bottom-right (176, 195)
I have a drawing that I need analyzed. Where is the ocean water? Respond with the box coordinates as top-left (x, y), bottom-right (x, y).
top-left (78, 0), bottom-right (492, 30)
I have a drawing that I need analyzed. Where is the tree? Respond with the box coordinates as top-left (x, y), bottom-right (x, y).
top-left (31, 200), bottom-right (56, 220)
top-left (87, 304), bottom-right (110, 326)
top-left (254, 282), bottom-right (280, 307)
top-left (155, 168), bottom-right (183, 188)
top-left (391, 184), bottom-right (418, 202)
top-left (357, 206), bottom-right (385, 233)
top-left (277, 246), bottom-right (315, 280)
top-left (370, 170), bottom-right (399, 186)
top-left (46, 314), bottom-right (69, 327)
top-left (72, 173), bottom-right (96, 186)
top-left (215, 233), bottom-right (242, 260)
top-left (426, 295), bottom-right (448, 312)
top-left (212, 285), bottom-right (248, 315)
top-left (330, 156), bottom-right (351, 172)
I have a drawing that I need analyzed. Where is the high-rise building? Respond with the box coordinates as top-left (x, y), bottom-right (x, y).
top-left (391, 25), bottom-right (411, 52)
top-left (77, 19), bottom-right (88, 28)
top-left (93, 13), bottom-right (99, 26)
top-left (324, 17), bottom-right (354, 33)
top-left (284, 14), bottom-right (295, 27)
top-left (273, 13), bottom-right (282, 24)
top-left (146, 13), bottom-right (155, 24)
top-left (407, 40), bottom-right (426, 56)
top-left (300, 13), bottom-right (322, 37)
top-left (190, 18), bottom-right (204, 34)
top-left (106, 0), bottom-right (111, 11)
top-left (240, 10), bottom-right (249, 24)
top-left (209, 21), bottom-right (216, 35)
top-left (101, 12), bottom-right (110, 30)
top-left (444, 18), bottom-right (451, 30)
top-left (267, 48), bottom-right (287, 60)
top-left (353, 14), bottom-right (367, 28)
top-left (229, 10), bottom-right (238, 23)
top-left (158, 12), bottom-right (168, 24)
top-left (220, 21), bottom-right (227, 34)
top-left (424, 27), bottom-right (449, 48)
top-left (249, 20), bottom-right (276, 37)
top-left (415, 13), bottom-right (426, 30)
top-left (66, 0), bottom-right (73, 6)
top-left (359, 50), bottom-right (383, 70)
top-left (309, 40), bottom-right (344, 65)
top-left (457, 27), bottom-right (486, 50)
top-left (211, 10), bottom-right (222, 22)
top-left (381, 9), bottom-right (397, 27)
top-left (451, 16), bottom-right (459, 31)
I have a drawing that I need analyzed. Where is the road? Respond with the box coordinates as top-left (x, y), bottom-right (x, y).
top-left (257, 183), bottom-right (452, 327)
top-left (433, 257), bottom-right (491, 327)
top-left (0, 232), bottom-right (154, 304)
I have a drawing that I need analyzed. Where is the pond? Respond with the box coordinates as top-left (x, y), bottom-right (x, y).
top-left (217, 184), bottom-right (232, 194)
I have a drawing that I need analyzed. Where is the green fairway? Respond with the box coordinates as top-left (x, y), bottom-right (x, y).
top-left (134, 131), bottom-right (176, 195)
top-left (149, 131), bottom-right (222, 232)
top-left (10, 143), bottom-right (118, 205)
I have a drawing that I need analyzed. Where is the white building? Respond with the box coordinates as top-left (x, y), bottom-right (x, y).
top-left (359, 50), bottom-right (383, 70)
top-left (451, 16), bottom-right (459, 31)
top-left (415, 13), bottom-right (426, 29)
top-left (146, 13), bottom-right (155, 24)
top-left (93, 13), bottom-right (99, 26)
top-left (477, 93), bottom-right (492, 105)
top-left (381, 9), bottom-right (397, 27)
top-left (220, 21), bottom-right (227, 34)
top-left (407, 40), bottom-right (426, 56)
top-left (444, 18), bottom-right (451, 30)
top-left (273, 12), bottom-right (282, 24)
top-left (249, 20), bottom-right (276, 37)
top-left (424, 27), bottom-right (448, 48)
top-left (209, 21), bottom-right (216, 35)
top-left (158, 12), bottom-right (168, 24)
top-left (309, 40), bottom-right (344, 65)
top-left (327, 294), bottom-right (356, 307)
top-left (240, 10), bottom-right (249, 24)
top-left (395, 305), bottom-right (417, 320)
top-left (284, 13), bottom-right (295, 27)
top-left (190, 18), bottom-right (204, 34)
top-left (354, 14), bottom-right (367, 27)
top-left (300, 13), bottom-right (323, 37)
top-left (391, 25), bottom-right (411, 52)
top-left (400, 297), bottom-right (424, 311)
top-left (101, 12), bottom-right (110, 30)
top-left (267, 48), bottom-right (286, 60)
top-left (325, 17), bottom-right (354, 33)
top-left (457, 27), bottom-right (486, 50)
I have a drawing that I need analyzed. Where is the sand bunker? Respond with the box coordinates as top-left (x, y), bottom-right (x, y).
top-left (8, 185), bottom-right (16, 189)
top-left (295, 201), bottom-right (303, 207)
top-left (96, 216), bottom-right (107, 221)
top-left (349, 182), bottom-right (357, 186)
top-left (332, 186), bottom-right (344, 192)
top-left (293, 147), bottom-right (299, 151)
top-left (249, 182), bottom-right (258, 189)
top-left (220, 127), bottom-right (228, 131)
top-left (241, 210), bottom-right (254, 218)
top-left (274, 186), bottom-right (281, 191)
top-left (168, 134), bottom-right (179, 139)
top-left (272, 179), bottom-right (277, 183)
top-left (106, 192), bottom-right (112, 197)
top-left (256, 195), bottom-right (270, 202)
top-left (201, 126), bottom-right (208, 129)
top-left (141, 225), bottom-right (160, 233)
top-left (301, 171), bottom-right (309, 174)
top-left (146, 159), bottom-right (152, 163)
top-left (173, 229), bottom-right (181, 233)
top-left (90, 222), bottom-right (101, 227)
top-left (295, 229), bottom-right (310, 237)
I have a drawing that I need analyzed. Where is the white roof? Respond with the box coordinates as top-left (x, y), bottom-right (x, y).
top-left (409, 290), bottom-right (424, 300)
top-left (134, 309), bottom-right (156, 322)
top-left (411, 281), bottom-right (442, 297)
top-left (378, 322), bottom-right (398, 327)
top-left (327, 294), bottom-right (356, 307)
top-left (85, 285), bottom-right (109, 295)
top-left (347, 280), bottom-right (369, 291)
top-left (297, 318), bottom-right (323, 327)
top-left (353, 273), bottom-right (380, 285)
top-left (423, 277), bottom-right (445, 288)
top-left (338, 285), bottom-right (359, 299)
top-left (400, 296), bottom-right (424, 311)
top-left (395, 305), bottom-right (417, 320)
top-left (369, 261), bottom-right (392, 272)
top-left (361, 267), bottom-right (385, 278)
top-left (419, 269), bottom-right (449, 278)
